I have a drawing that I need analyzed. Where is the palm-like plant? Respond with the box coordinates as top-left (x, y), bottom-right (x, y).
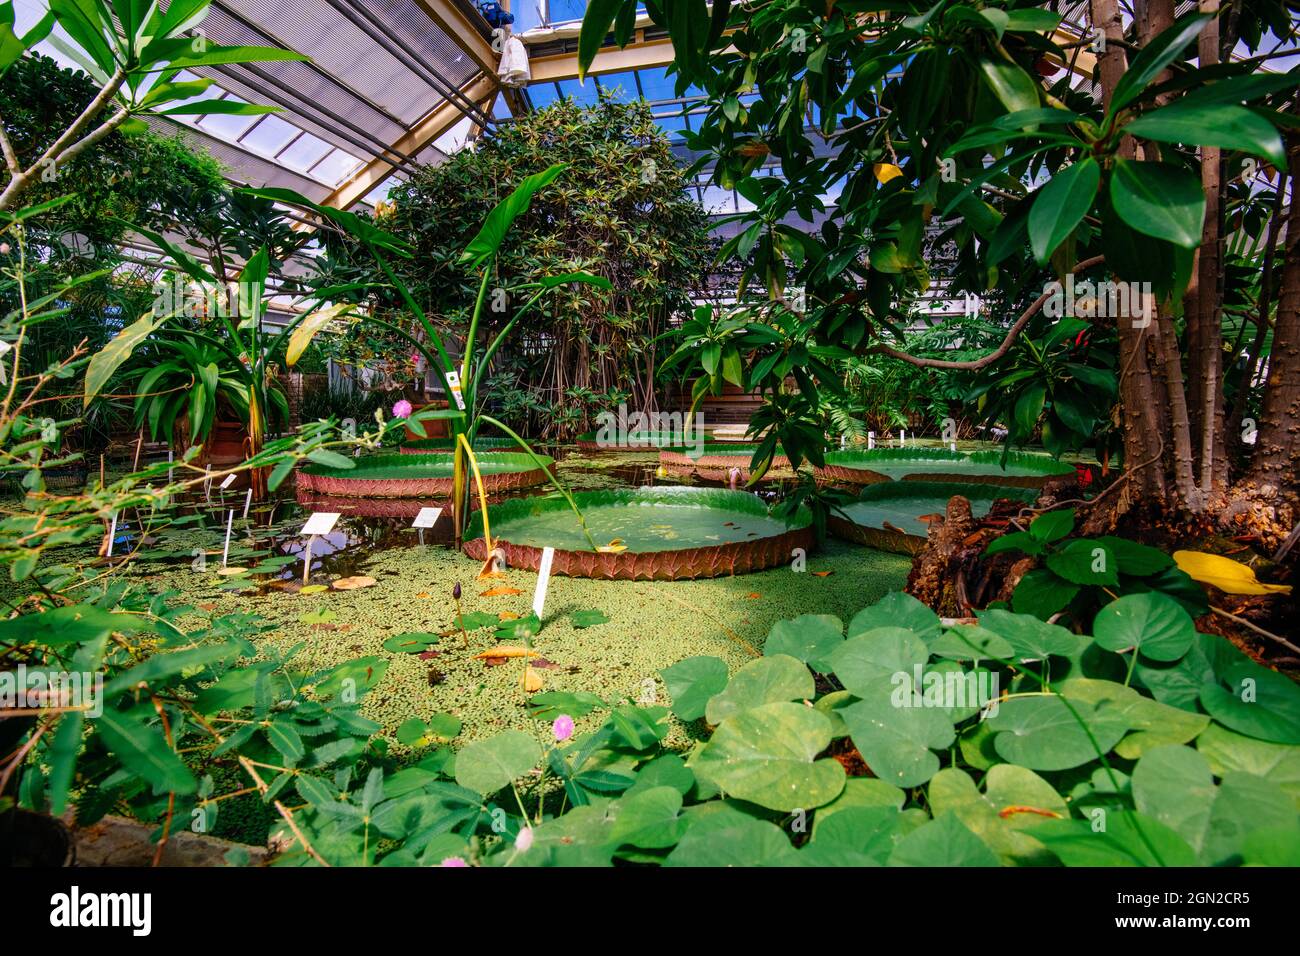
top-left (130, 328), bottom-right (286, 453)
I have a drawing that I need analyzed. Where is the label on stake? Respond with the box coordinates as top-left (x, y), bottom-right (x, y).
top-left (219, 473), bottom-right (237, 490)
top-left (532, 546), bottom-right (555, 619)
top-left (445, 370), bottom-right (466, 410)
top-left (412, 507), bottom-right (442, 529)
top-left (301, 512), bottom-right (340, 537)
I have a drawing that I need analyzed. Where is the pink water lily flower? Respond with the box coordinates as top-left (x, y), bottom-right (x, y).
top-left (515, 827), bottom-right (534, 852)
top-left (392, 399), bottom-right (413, 418)
top-left (439, 856), bottom-right (468, 867)
top-left (552, 714), bottom-right (575, 741)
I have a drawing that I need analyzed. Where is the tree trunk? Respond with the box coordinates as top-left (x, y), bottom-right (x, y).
top-left (1248, 124), bottom-right (1300, 491)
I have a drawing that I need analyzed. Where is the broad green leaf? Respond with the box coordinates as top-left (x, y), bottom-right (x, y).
top-left (1126, 101), bottom-right (1285, 167)
top-left (1029, 507), bottom-right (1075, 543)
top-left (1109, 13), bottom-right (1212, 114)
top-left (609, 785), bottom-right (685, 849)
top-left (1045, 539), bottom-right (1118, 586)
top-left (830, 626), bottom-right (930, 696)
top-left (1033, 811), bottom-right (1199, 866)
top-left (461, 164), bottom-right (566, 267)
top-left (665, 816), bottom-right (797, 866)
top-left (1200, 661), bottom-right (1300, 744)
top-left (974, 608), bottom-right (1084, 660)
top-left (693, 702), bottom-right (845, 811)
top-left (0, 604), bottom-right (150, 646)
top-left (703, 654), bottom-right (813, 725)
top-left (1132, 744), bottom-right (1296, 864)
top-left (570, 608), bottom-right (610, 628)
top-left (1011, 568), bottom-right (1080, 619)
top-left (1196, 723), bottom-right (1300, 805)
top-left (928, 765), bottom-right (1068, 864)
top-left (97, 706), bottom-right (196, 796)
top-left (840, 676), bottom-right (955, 787)
top-left (847, 591), bottom-right (941, 642)
top-left (1093, 591), bottom-right (1195, 662)
top-left (764, 613), bottom-right (843, 672)
top-left (889, 812), bottom-right (1000, 866)
top-left (454, 729), bottom-right (542, 795)
top-left (1111, 158), bottom-right (1206, 249)
top-left (977, 56), bottom-right (1041, 114)
top-left (660, 655), bottom-right (729, 722)
top-left (85, 312), bottom-right (159, 405)
top-left (1028, 158), bottom-right (1099, 264)
top-left (987, 694), bottom-right (1130, 770)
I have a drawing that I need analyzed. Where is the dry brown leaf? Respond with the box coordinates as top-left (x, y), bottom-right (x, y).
top-left (811, 571), bottom-right (835, 577)
top-left (745, 593), bottom-right (762, 600)
top-left (472, 646), bottom-right (539, 660)
top-left (481, 586), bottom-right (523, 597)
top-left (415, 591), bottom-right (431, 599)
top-left (332, 575), bottom-right (377, 590)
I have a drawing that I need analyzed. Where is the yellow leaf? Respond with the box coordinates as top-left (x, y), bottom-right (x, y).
top-left (332, 575), bottom-right (377, 590)
top-left (521, 666), bottom-right (544, 692)
top-left (1172, 550), bottom-right (1292, 595)
top-left (498, 611), bottom-right (520, 621)
top-left (874, 162), bottom-right (902, 184)
top-left (287, 302), bottom-right (357, 366)
top-left (299, 584), bottom-right (329, 595)
top-left (473, 646), bottom-right (539, 660)
top-left (481, 586), bottom-right (523, 597)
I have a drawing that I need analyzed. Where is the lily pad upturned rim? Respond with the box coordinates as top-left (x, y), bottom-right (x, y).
top-left (297, 452), bottom-right (553, 498)
top-left (463, 486), bottom-right (814, 580)
top-left (400, 436), bottom-right (522, 454)
top-left (827, 481), bottom-right (1037, 555)
top-left (816, 447), bottom-right (1076, 487)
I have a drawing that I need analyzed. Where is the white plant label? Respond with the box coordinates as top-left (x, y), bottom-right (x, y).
top-left (242, 487), bottom-right (253, 519)
top-left (445, 370), bottom-right (466, 410)
top-left (221, 510), bottom-right (234, 567)
top-left (219, 473), bottom-right (237, 490)
top-left (867, 431), bottom-right (875, 450)
top-left (532, 546), bottom-right (555, 619)
top-left (412, 506), bottom-right (443, 529)
top-left (106, 511), bottom-right (118, 557)
top-left (301, 512), bottom-right (340, 537)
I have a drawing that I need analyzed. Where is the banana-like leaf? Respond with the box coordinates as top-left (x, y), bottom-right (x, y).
top-left (287, 301), bottom-right (356, 365)
top-left (85, 311), bottom-right (160, 406)
top-left (460, 164), bottom-right (567, 268)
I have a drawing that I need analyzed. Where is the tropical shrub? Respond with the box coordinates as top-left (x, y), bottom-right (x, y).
top-left (380, 93), bottom-right (712, 438)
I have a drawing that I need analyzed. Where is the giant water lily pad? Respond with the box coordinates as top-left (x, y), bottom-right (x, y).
top-left (704, 655), bottom-right (813, 725)
top-left (693, 702), bottom-right (845, 811)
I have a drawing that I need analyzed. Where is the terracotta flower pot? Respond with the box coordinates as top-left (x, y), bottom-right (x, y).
top-left (405, 400), bottom-right (451, 440)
